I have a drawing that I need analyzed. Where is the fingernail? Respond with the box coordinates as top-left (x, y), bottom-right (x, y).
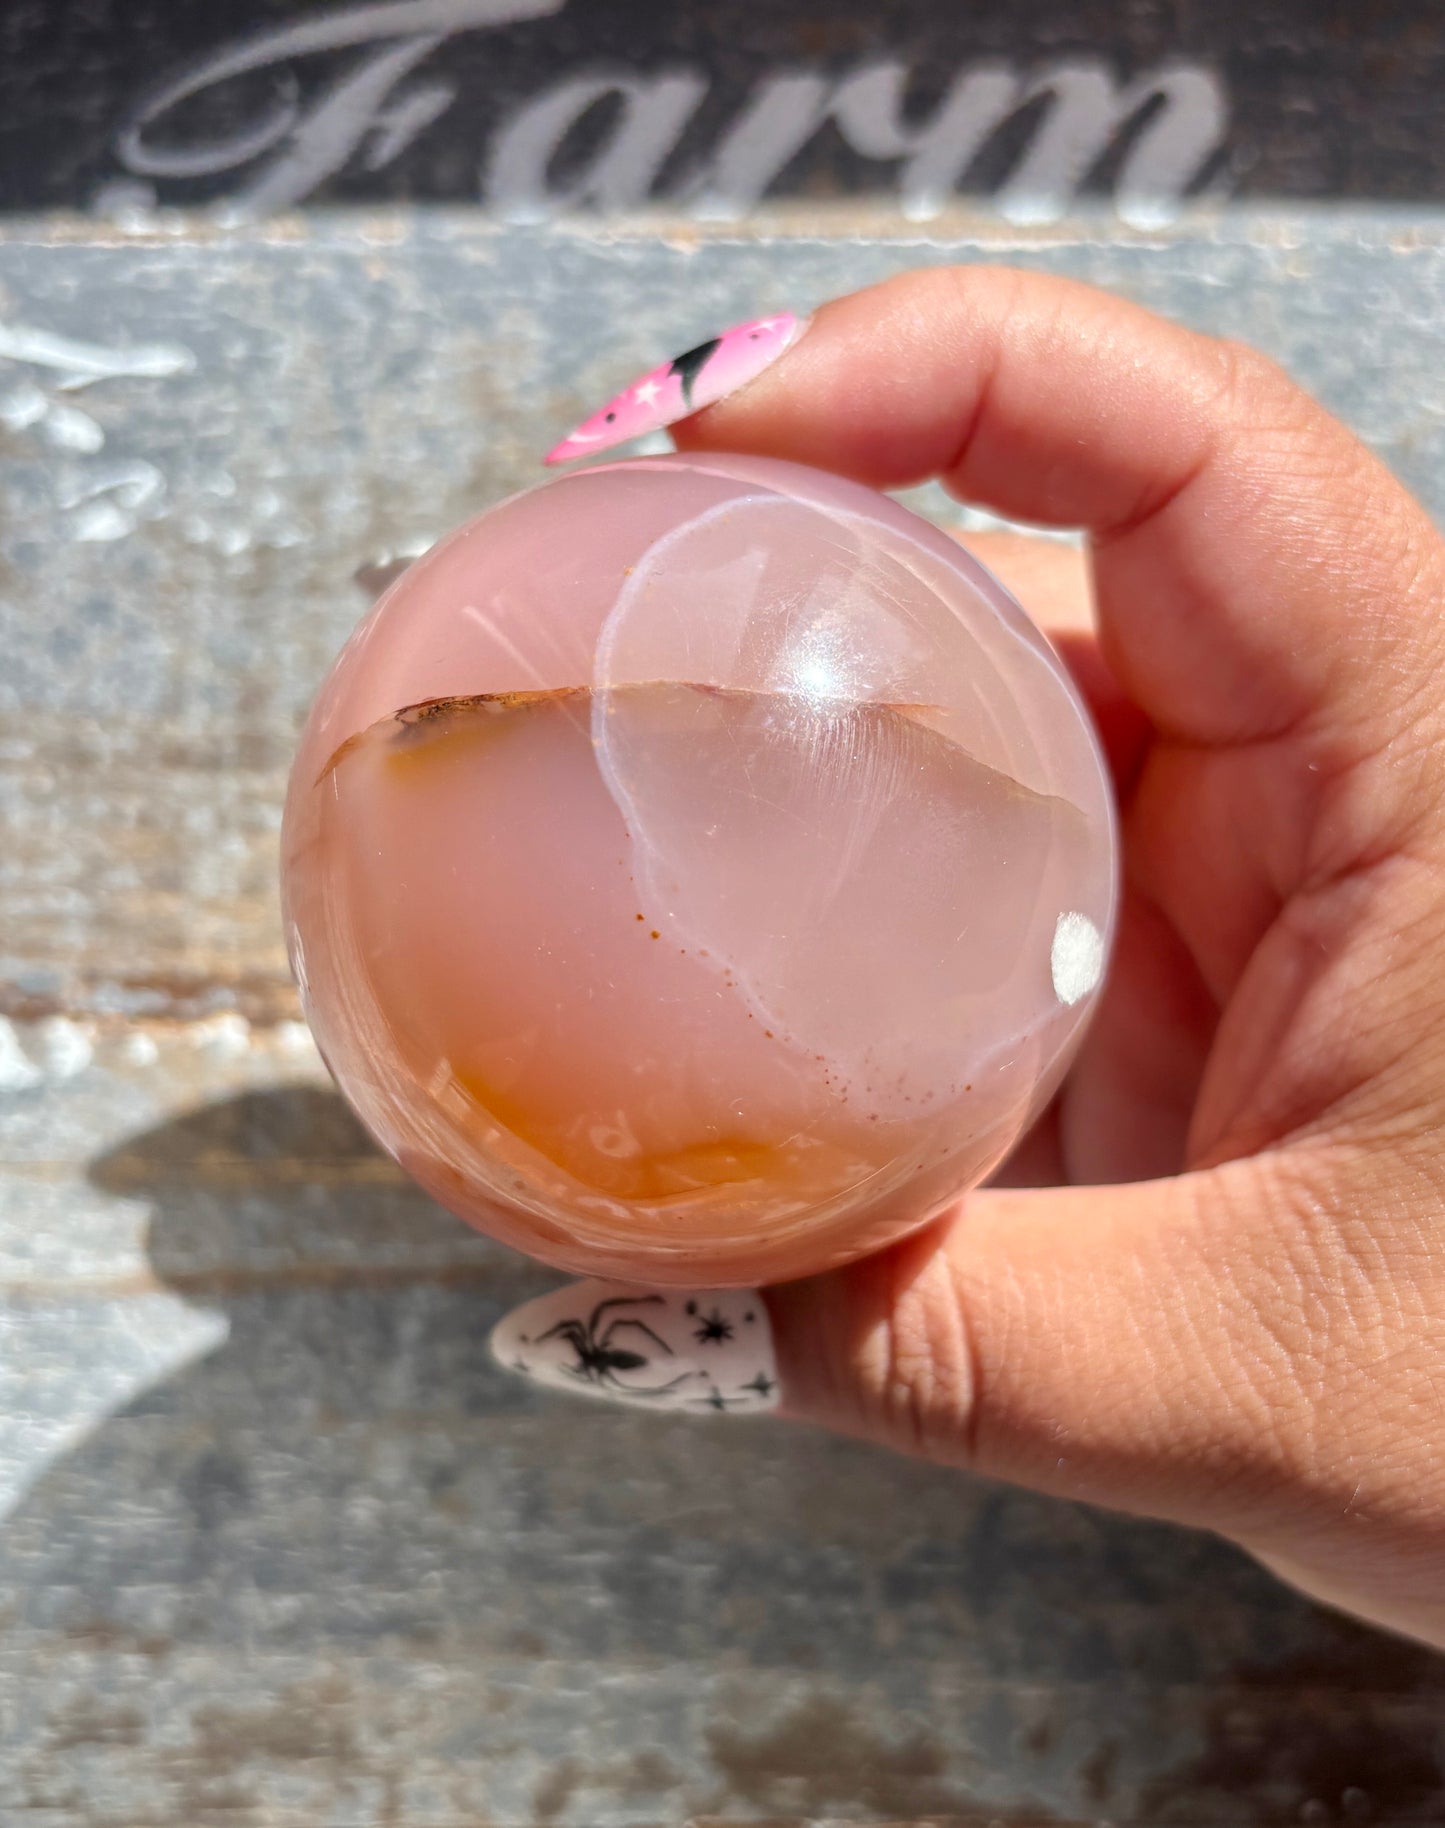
top-left (543, 313), bottom-right (807, 465)
top-left (490, 1279), bottom-right (779, 1413)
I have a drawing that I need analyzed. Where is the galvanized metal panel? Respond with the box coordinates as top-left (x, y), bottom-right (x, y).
top-left (3, 210), bottom-right (1445, 1824)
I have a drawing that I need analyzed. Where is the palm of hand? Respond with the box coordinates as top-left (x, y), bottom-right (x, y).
top-left (963, 522), bottom-right (1445, 1641)
top-left (976, 529), bottom-right (1444, 1189)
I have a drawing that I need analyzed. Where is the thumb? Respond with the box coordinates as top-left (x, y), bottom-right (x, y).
top-left (768, 1155), bottom-right (1445, 1647)
top-left (489, 1154), bottom-right (1333, 1540)
top-left (769, 1158), bottom-right (1340, 1539)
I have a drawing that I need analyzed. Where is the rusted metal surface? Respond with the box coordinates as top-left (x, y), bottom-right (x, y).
top-left (3, 210), bottom-right (1445, 1824)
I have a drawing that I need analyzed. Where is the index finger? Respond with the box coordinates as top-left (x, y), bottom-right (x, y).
top-left (674, 267), bottom-right (1445, 755)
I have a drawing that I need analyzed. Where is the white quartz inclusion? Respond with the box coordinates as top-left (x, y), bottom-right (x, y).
top-left (592, 494), bottom-right (1099, 1123)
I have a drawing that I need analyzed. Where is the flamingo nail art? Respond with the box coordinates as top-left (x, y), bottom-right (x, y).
top-left (543, 314), bottom-right (805, 464)
top-left (490, 1279), bottom-right (780, 1413)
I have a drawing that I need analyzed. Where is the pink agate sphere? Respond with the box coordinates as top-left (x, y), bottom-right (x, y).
top-left (282, 454), bottom-right (1116, 1285)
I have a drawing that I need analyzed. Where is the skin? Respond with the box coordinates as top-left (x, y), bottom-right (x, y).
top-left (670, 267), bottom-right (1445, 1648)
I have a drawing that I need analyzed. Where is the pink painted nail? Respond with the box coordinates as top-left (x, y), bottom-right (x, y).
top-left (544, 313), bottom-right (806, 465)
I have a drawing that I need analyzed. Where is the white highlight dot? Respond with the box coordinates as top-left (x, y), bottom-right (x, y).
top-left (190, 1012), bottom-right (252, 1061)
top-left (274, 1019), bottom-right (320, 1062)
top-left (0, 1019), bottom-right (42, 1092)
top-left (34, 1016), bottom-right (93, 1079)
top-left (1051, 912), bottom-right (1104, 1007)
top-left (120, 1030), bottom-right (160, 1068)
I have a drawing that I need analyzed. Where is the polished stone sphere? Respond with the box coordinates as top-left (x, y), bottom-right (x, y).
top-left (282, 454), bottom-right (1116, 1285)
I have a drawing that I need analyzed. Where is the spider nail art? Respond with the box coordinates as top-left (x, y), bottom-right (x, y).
top-left (490, 1280), bottom-right (779, 1413)
top-left (543, 314), bottom-right (806, 465)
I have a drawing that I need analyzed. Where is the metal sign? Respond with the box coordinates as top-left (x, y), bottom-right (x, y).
top-left (0, 0), bottom-right (1438, 219)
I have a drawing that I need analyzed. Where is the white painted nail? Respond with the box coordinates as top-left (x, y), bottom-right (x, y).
top-left (490, 1279), bottom-right (779, 1414)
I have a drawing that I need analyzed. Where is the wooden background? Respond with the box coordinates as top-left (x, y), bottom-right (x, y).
top-left (4, 212), bottom-right (1445, 1823)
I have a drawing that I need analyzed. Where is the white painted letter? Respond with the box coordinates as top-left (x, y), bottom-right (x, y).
top-left (486, 71), bottom-right (706, 215)
top-left (828, 56), bottom-right (1228, 224)
top-left (997, 62), bottom-right (1228, 226)
top-left (687, 74), bottom-right (833, 218)
top-left (830, 60), bottom-right (1023, 221)
top-left (117, 0), bottom-right (563, 212)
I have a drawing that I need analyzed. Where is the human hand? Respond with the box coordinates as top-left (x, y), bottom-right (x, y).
top-left (497, 267), bottom-right (1445, 1648)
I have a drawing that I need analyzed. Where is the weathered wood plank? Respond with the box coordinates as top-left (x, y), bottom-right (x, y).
top-left (4, 213), bottom-right (1445, 1824)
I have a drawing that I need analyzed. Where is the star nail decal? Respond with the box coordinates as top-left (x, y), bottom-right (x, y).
top-left (543, 314), bottom-right (805, 464)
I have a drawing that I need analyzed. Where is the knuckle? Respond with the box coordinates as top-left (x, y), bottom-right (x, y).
top-left (1198, 338), bottom-right (1337, 482)
top-left (1206, 335), bottom-right (1300, 420)
top-left (868, 1243), bottom-right (980, 1462)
